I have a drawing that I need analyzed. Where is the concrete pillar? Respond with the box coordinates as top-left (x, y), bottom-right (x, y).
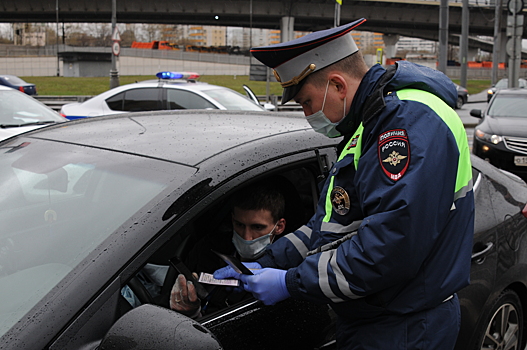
top-left (383, 34), bottom-right (400, 58)
top-left (281, 17), bottom-right (295, 43)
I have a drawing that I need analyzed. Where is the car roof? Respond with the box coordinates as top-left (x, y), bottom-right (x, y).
top-left (494, 88), bottom-right (527, 96)
top-left (16, 110), bottom-right (330, 167)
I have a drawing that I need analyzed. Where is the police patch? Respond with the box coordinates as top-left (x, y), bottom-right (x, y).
top-left (330, 186), bottom-right (350, 215)
top-left (378, 129), bottom-right (410, 181)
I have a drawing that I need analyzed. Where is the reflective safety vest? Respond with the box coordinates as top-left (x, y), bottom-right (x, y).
top-left (323, 88), bottom-right (472, 225)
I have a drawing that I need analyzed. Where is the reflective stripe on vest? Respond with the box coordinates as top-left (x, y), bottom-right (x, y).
top-left (396, 89), bottom-right (473, 199)
top-left (323, 123), bottom-right (364, 223)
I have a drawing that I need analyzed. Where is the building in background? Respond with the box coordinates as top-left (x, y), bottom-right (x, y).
top-left (12, 23), bottom-right (46, 46)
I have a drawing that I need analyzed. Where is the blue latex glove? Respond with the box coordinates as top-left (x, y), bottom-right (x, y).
top-left (239, 268), bottom-right (290, 305)
top-left (213, 262), bottom-right (262, 279)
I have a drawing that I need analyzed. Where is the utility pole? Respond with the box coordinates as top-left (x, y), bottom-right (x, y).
top-left (56, 0), bottom-right (60, 77)
top-left (492, 0), bottom-right (503, 85)
top-left (110, 0), bottom-right (120, 89)
top-left (460, 0), bottom-right (469, 88)
top-left (506, 0), bottom-right (523, 87)
top-left (334, 0), bottom-right (342, 28)
top-left (438, 0), bottom-right (449, 74)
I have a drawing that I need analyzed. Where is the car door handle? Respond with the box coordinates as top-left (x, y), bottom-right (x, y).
top-left (471, 242), bottom-right (494, 261)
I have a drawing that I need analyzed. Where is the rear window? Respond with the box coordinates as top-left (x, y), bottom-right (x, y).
top-left (106, 88), bottom-right (162, 112)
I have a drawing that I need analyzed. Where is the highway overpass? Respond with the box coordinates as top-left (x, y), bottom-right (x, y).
top-left (0, 0), bottom-right (518, 42)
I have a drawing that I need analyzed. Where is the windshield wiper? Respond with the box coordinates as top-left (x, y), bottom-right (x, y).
top-left (0, 121), bottom-right (59, 128)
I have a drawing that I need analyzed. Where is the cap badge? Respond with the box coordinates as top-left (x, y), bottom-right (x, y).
top-left (278, 63), bottom-right (316, 88)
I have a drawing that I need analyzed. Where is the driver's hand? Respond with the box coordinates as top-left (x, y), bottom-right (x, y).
top-left (170, 274), bottom-right (202, 319)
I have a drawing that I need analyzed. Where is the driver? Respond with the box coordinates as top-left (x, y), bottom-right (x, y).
top-left (169, 182), bottom-right (287, 319)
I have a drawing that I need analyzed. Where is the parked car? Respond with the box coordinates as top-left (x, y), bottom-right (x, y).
top-left (60, 72), bottom-right (272, 120)
top-left (487, 78), bottom-right (527, 102)
top-left (0, 74), bottom-right (37, 95)
top-left (454, 83), bottom-right (469, 109)
top-left (471, 88), bottom-right (527, 181)
top-left (1, 110), bottom-right (526, 350)
top-left (0, 85), bottom-right (65, 141)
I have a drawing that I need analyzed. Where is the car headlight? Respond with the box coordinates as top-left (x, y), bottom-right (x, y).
top-left (475, 129), bottom-right (503, 144)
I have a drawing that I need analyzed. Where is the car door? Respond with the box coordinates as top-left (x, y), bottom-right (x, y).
top-left (142, 155), bottom-right (337, 350)
top-left (456, 166), bottom-right (499, 349)
top-left (47, 145), bottom-right (338, 350)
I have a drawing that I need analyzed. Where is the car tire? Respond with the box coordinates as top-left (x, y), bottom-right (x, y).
top-left (472, 289), bottom-right (524, 350)
top-left (456, 96), bottom-right (464, 109)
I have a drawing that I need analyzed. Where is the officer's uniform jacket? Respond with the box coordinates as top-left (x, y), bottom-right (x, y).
top-left (258, 61), bottom-right (475, 321)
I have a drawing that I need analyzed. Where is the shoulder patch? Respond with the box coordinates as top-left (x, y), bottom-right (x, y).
top-left (378, 129), bottom-right (410, 181)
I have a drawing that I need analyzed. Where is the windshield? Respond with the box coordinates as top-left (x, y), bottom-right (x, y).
top-left (0, 90), bottom-right (63, 127)
top-left (488, 95), bottom-right (527, 117)
top-left (0, 137), bottom-right (193, 337)
top-left (1, 76), bottom-right (26, 85)
top-left (495, 79), bottom-right (509, 88)
top-left (205, 88), bottom-right (265, 111)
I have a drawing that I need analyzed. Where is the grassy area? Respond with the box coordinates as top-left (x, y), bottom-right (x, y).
top-left (24, 75), bottom-right (491, 97)
top-left (451, 79), bottom-right (491, 95)
top-left (22, 75), bottom-right (284, 96)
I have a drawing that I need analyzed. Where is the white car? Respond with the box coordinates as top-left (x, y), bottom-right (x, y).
top-left (0, 85), bottom-right (65, 141)
top-left (60, 72), bottom-right (275, 120)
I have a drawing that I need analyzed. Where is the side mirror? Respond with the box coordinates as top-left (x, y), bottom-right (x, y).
top-left (99, 304), bottom-right (223, 350)
top-left (470, 109), bottom-right (483, 119)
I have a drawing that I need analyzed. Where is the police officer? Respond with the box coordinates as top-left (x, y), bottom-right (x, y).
top-left (215, 18), bottom-right (474, 350)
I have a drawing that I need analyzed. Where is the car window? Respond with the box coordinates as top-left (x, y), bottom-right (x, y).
top-left (166, 89), bottom-right (217, 110)
top-left (105, 92), bottom-right (125, 110)
top-left (495, 79), bottom-right (508, 88)
top-left (204, 88), bottom-right (265, 111)
top-left (106, 88), bottom-right (162, 112)
top-left (0, 90), bottom-right (62, 125)
top-left (488, 95), bottom-right (527, 117)
top-left (0, 76), bottom-right (26, 85)
top-left (122, 164), bottom-right (321, 313)
top-left (0, 138), bottom-right (193, 338)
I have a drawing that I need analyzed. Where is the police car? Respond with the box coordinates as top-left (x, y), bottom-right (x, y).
top-left (60, 71), bottom-right (274, 120)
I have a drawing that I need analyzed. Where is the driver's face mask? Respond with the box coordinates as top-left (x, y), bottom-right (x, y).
top-left (305, 80), bottom-right (346, 138)
top-left (232, 221), bottom-right (278, 260)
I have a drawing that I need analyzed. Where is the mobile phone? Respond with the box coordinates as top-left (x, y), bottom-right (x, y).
top-left (211, 249), bottom-right (254, 275)
top-left (168, 256), bottom-right (209, 299)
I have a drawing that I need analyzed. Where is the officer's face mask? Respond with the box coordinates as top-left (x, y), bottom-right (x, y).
top-left (232, 221), bottom-right (278, 260)
top-left (306, 80), bottom-right (346, 138)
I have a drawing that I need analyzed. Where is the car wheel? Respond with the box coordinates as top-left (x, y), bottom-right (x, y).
top-left (456, 96), bottom-right (464, 109)
top-left (473, 289), bottom-right (524, 350)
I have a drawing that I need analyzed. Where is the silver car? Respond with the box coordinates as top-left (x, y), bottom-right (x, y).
top-left (0, 85), bottom-right (65, 141)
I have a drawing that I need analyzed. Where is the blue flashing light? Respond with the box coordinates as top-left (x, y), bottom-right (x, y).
top-left (156, 71), bottom-right (200, 80)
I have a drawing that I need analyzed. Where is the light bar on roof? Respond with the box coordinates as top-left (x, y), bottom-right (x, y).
top-left (156, 71), bottom-right (200, 80)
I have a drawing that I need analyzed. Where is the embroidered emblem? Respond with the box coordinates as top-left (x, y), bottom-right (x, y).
top-left (330, 186), bottom-right (350, 215)
top-left (382, 151), bottom-right (407, 167)
top-left (378, 129), bottom-right (410, 181)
